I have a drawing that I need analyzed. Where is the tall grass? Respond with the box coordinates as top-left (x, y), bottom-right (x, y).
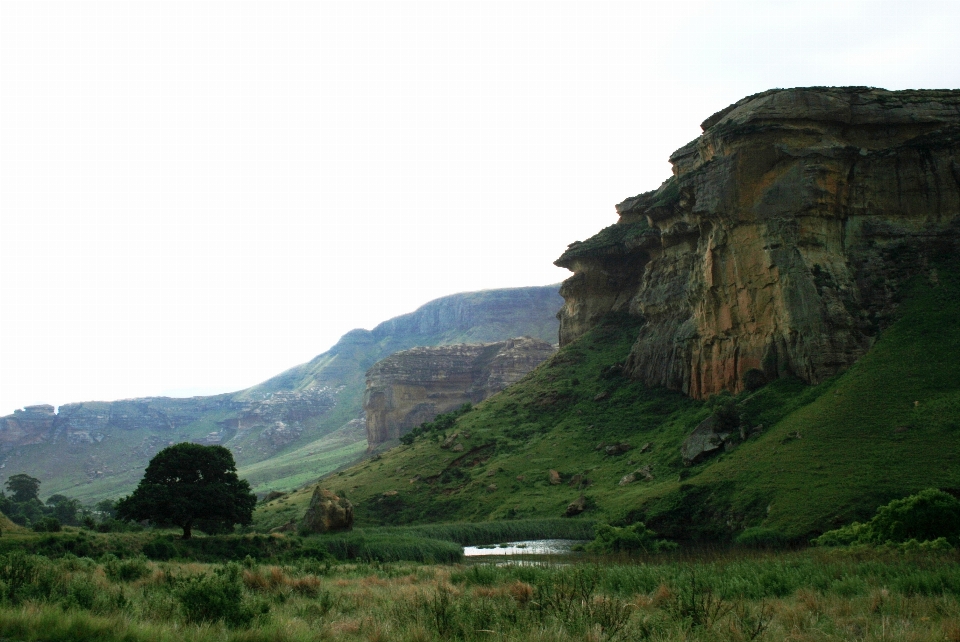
top-left (304, 532), bottom-right (463, 563)
top-left (0, 529), bottom-right (464, 564)
top-left (0, 545), bottom-right (958, 641)
top-left (362, 518), bottom-right (595, 545)
top-left (0, 520), bottom-right (590, 568)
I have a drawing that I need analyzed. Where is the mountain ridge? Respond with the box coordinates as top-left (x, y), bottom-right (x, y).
top-left (0, 285), bottom-right (563, 503)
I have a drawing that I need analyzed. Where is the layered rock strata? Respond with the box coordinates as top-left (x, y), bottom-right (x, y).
top-left (557, 87), bottom-right (960, 398)
top-left (364, 337), bottom-right (556, 446)
top-left (0, 390), bottom-right (338, 454)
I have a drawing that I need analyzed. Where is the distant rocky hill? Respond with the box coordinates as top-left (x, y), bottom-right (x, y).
top-left (364, 337), bottom-right (556, 447)
top-left (0, 285), bottom-right (562, 502)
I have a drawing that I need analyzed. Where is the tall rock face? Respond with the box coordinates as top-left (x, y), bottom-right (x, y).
top-left (364, 337), bottom-right (556, 446)
top-left (557, 87), bottom-right (960, 399)
top-left (0, 405), bottom-right (57, 448)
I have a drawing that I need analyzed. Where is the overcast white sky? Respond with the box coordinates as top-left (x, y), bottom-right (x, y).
top-left (1, 1), bottom-right (958, 415)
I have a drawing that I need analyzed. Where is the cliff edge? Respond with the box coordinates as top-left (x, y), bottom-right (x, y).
top-left (557, 87), bottom-right (960, 398)
top-left (363, 337), bottom-right (556, 446)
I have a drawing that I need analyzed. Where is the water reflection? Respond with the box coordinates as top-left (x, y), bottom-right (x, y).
top-left (463, 539), bottom-right (585, 557)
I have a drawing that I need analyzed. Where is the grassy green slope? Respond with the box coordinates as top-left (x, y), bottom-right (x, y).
top-left (254, 314), bottom-right (707, 531)
top-left (16, 409), bottom-right (240, 505)
top-left (690, 268), bottom-right (960, 539)
top-left (232, 285), bottom-right (564, 491)
top-left (256, 269), bottom-right (960, 542)
top-left (237, 420), bottom-right (368, 493)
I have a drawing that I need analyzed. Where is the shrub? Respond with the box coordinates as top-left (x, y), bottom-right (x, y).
top-left (96, 518), bottom-right (142, 533)
top-left (711, 400), bottom-right (741, 433)
top-left (735, 527), bottom-right (788, 548)
top-left (32, 517), bottom-right (61, 533)
top-left (870, 488), bottom-right (960, 543)
top-left (400, 403), bottom-right (473, 445)
top-left (585, 522), bottom-right (677, 554)
top-left (102, 554), bottom-right (150, 582)
top-left (0, 551), bottom-right (42, 603)
top-left (814, 489), bottom-right (960, 546)
top-left (142, 537), bottom-right (178, 561)
top-left (63, 575), bottom-right (99, 610)
top-left (178, 563), bottom-right (261, 627)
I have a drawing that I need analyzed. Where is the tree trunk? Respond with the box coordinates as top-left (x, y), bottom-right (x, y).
top-left (182, 522), bottom-right (192, 539)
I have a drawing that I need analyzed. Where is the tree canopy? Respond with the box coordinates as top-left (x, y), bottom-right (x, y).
top-left (5, 474), bottom-right (40, 503)
top-left (46, 494), bottom-right (82, 525)
top-left (115, 443), bottom-right (256, 539)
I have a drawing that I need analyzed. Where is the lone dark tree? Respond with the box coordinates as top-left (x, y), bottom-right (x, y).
top-left (5, 474), bottom-right (41, 503)
top-left (115, 443), bottom-right (256, 539)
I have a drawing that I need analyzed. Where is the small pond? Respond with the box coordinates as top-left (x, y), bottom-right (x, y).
top-left (463, 539), bottom-right (586, 558)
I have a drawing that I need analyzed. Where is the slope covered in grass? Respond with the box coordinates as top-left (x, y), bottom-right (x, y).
top-left (237, 421), bottom-right (368, 494)
top-left (258, 267), bottom-right (960, 543)
top-left (255, 314), bottom-right (708, 530)
top-left (682, 267), bottom-right (960, 540)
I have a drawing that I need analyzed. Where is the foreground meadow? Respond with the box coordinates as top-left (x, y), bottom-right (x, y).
top-left (0, 545), bottom-right (958, 641)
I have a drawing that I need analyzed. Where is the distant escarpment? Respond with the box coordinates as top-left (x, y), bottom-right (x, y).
top-left (0, 392), bottom-right (339, 454)
top-left (0, 285), bottom-right (562, 502)
top-left (557, 87), bottom-right (960, 398)
top-left (364, 337), bottom-right (556, 446)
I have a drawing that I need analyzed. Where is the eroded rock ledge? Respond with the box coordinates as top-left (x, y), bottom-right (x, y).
top-left (363, 337), bottom-right (556, 447)
top-left (556, 87), bottom-right (960, 398)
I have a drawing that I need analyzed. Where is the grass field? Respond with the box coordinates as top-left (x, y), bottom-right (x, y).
top-left (0, 533), bottom-right (958, 641)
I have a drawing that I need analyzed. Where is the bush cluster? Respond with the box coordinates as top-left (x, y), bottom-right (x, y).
top-left (584, 522), bottom-right (677, 554)
top-left (814, 488), bottom-right (960, 547)
top-left (178, 563), bottom-right (261, 627)
top-left (735, 527), bottom-right (788, 549)
top-left (0, 474), bottom-right (95, 529)
top-left (399, 403), bottom-right (473, 445)
top-left (31, 517), bottom-right (62, 533)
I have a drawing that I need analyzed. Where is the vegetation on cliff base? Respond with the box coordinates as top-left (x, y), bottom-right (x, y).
top-left (399, 403), bottom-right (473, 445)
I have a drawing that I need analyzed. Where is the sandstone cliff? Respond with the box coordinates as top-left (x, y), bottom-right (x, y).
top-left (557, 87), bottom-right (960, 398)
top-left (364, 337), bottom-right (556, 446)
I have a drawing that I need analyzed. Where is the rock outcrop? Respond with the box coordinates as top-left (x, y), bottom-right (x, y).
top-left (364, 337), bottom-right (556, 446)
top-left (300, 487), bottom-right (354, 533)
top-left (557, 87), bottom-right (960, 398)
top-left (681, 415), bottom-right (736, 466)
top-left (0, 405), bottom-right (57, 448)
